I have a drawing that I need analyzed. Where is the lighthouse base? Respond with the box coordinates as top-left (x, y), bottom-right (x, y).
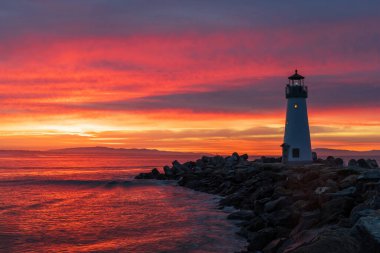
top-left (282, 160), bottom-right (313, 165)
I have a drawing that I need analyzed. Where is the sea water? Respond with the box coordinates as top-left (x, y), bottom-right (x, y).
top-left (0, 153), bottom-right (247, 253)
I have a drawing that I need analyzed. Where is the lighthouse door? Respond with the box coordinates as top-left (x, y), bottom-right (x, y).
top-left (281, 144), bottom-right (289, 164)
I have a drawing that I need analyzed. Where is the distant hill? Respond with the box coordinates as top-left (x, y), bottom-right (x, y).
top-left (48, 146), bottom-right (208, 156)
top-left (313, 148), bottom-right (380, 157)
top-left (0, 147), bottom-right (210, 157)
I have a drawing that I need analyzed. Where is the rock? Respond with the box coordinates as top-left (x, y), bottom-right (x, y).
top-left (246, 215), bottom-right (267, 232)
top-left (263, 237), bottom-right (287, 253)
top-left (268, 208), bottom-right (300, 228)
top-left (301, 170), bottom-right (320, 183)
top-left (163, 166), bottom-right (173, 177)
top-left (264, 196), bottom-right (291, 213)
top-left (336, 168), bottom-right (361, 177)
top-left (365, 194), bottom-right (380, 209)
top-left (220, 192), bottom-right (243, 208)
top-left (334, 158), bottom-right (344, 167)
top-left (247, 227), bottom-right (277, 251)
top-left (314, 186), bottom-right (330, 195)
top-left (358, 170), bottom-right (380, 181)
top-left (291, 228), bottom-right (360, 253)
top-left (348, 159), bottom-right (358, 167)
top-left (290, 210), bottom-right (321, 236)
top-left (328, 186), bottom-right (357, 198)
top-left (326, 179), bottom-right (338, 190)
top-left (241, 154), bottom-right (249, 160)
top-left (232, 152), bottom-right (240, 161)
top-left (151, 168), bottom-right (160, 176)
top-left (357, 159), bottom-right (370, 168)
top-left (350, 209), bottom-right (379, 224)
top-left (172, 160), bottom-right (182, 170)
top-left (367, 159), bottom-right (379, 169)
top-left (339, 174), bottom-right (358, 189)
top-left (225, 153), bottom-right (240, 167)
top-left (319, 197), bottom-right (354, 225)
top-left (351, 216), bottom-right (380, 253)
top-left (210, 155), bottom-right (225, 167)
top-left (135, 172), bottom-right (155, 179)
top-left (227, 210), bottom-right (254, 221)
top-left (312, 152), bottom-right (318, 161)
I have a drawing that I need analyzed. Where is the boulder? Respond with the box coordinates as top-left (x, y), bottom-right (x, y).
top-left (172, 160), bottom-right (182, 170)
top-left (291, 228), bottom-right (360, 253)
top-left (227, 210), bottom-right (254, 221)
top-left (163, 165), bottom-right (173, 177)
top-left (357, 159), bottom-right (370, 168)
top-left (268, 208), bottom-right (300, 228)
top-left (334, 158), bottom-right (344, 167)
top-left (232, 152), bottom-right (240, 160)
top-left (290, 210), bottom-right (321, 236)
top-left (348, 159), bottom-right (358, 167)
top-left (247, 227), bottom-right (277, 251)
top-left (151, 168), bottom-right (160, 176)
top-left (367, 159), bottom-right (379, 169)
top-left (240, 153), bottom-right (249, 160)
top-left (246, 215), bottom-right (267, 232)
top-left (351, 215), bottom-right (380, 253)
top-left (339, 174), bottom-right (358, 189)
top-left (263, 237), bottom-right (287, 253)
top-left (312, 152), bottom-right (318, 161)
top-left (314, 186), bottom-right (331, 195)
top-left (264, 196), bottom-right (291, 213)
top-left (350, 209), bottom-right (379, 224)
top-left (301, 170), bottom-right (320, 184)
top-left (328, 186), bottom-right (357, 198)
top-left (319, 197), bottom-right (354, 225)
top-left (358, 170), bottom-right (380, 181)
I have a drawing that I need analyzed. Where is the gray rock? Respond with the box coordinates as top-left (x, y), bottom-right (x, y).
top-left (320, 197), bottom-right (354, 225)
top-left (241, 153), bottom-right (249, 160)
top-left (151, 168), bottom-right (160, 176)
top-left (351, 215), bottom-right (380, 253)
top-left (357, 159), bottom-right (371, 168)
top-left (247, 227), bottom-right (276, 251)
top-left (339, 174), bottom-right (358, 189)
top-left (350, 209), bottom-right (379, 224)
top-left (358, 170), bottom-right (380, 181)
top-left (348, 159), bottom-right (358, 167)
top-left (367, 159), bottom-right (379, 169)
top-left (232, 152), bottom-right (240, 161)
top-left (290, 210), bottom-right (321, 236)
top-left (328, 186), bottom-right (357, 198)
top-left (314, 186), bottom-right (331, 195)
top-left (163, 166), bottom-right (173, 177)
top-left (227, 210), bottom-right (254, 221)
top-left (172, 160), bottom-right (182, 170)
top-left (268, 208), bottom-right (300, 228)
top-left (264, 196), bottom-right (290, 213)
top-left (291, 228), bottom-right (360, 253)
top-left (263, 237), bottom-right (287, 253)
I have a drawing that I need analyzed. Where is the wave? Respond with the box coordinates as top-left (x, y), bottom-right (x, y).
top-left (0, 178), bottom-right (172, 188)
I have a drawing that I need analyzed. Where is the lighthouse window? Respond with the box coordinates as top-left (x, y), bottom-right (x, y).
top-left (294, 104), bottom-right (299, 109)
top-left (292, 148), bottom-right (300, 158)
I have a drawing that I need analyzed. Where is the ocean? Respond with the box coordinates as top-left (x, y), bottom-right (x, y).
top-left (0, 153), bottom-right (247, 253)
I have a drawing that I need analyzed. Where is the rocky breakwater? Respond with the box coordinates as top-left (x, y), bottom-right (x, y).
top-left (135, 154), bottom-right (380, 253)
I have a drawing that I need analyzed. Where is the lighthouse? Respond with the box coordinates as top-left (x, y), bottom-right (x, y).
top-left (281, 70), bottom-right (312, 164)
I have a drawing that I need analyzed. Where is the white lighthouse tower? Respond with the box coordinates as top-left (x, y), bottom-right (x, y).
top-left (281, 70), bottom-right (312, 164)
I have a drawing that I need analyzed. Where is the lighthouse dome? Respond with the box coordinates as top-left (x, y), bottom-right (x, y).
top-left (288, 70), bottom-right (305, 80)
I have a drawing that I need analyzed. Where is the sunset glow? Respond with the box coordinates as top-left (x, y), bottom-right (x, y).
top-left (0, 1), bottom-right (379, 154)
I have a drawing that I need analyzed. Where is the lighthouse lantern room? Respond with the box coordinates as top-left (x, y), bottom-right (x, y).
top-left (282, 70), bottom-right (312, 164)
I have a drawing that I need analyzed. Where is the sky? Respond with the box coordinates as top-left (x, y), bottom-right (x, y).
top-left (0, 0), bottom-right (379, 155)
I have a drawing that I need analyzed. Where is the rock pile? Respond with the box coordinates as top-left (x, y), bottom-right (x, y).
top-left (135, 153), bottom-right (380, 253)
